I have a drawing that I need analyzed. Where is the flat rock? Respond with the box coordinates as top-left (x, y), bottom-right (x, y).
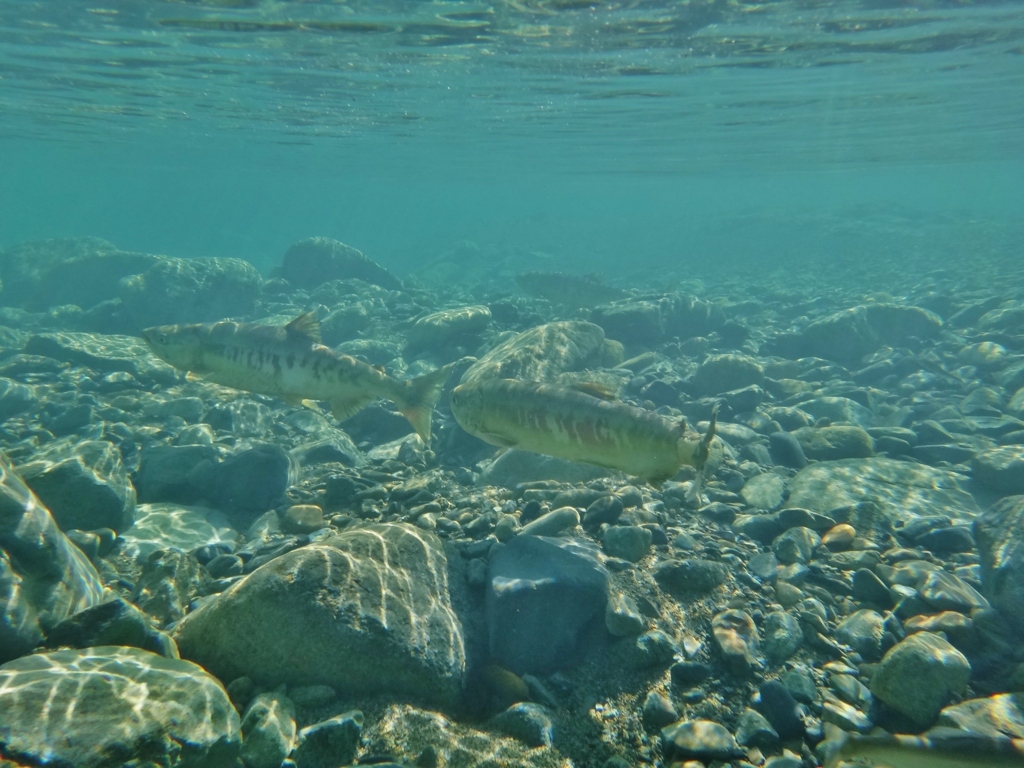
top-left (741, 472), bottom-right (786, 511)
top-left (0, 646), bottom-right (240, 768)
top-left (119, 503), bottom-right (237, 561)
top-left (938, 693), bottom-right (1024, 738)
top-left (0, 453), bottom-right (104, 664)
top-left (792, 426), bottom-right (874, 461)
top-left (785, 458), bottom-right (979, 528)
top-left (279, 237), bottom-right (402, 291)
top-left (24, 331), bottom-right (177, 385)
top-left (174, 523), bottom-right (465, 707)
top-left (487, 535), bottom-right (609, 675)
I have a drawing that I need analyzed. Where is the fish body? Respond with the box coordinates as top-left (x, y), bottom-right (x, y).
top-left (142, 312), bottom-right (452, 442)
top-left (450, 377), bottom-right (714, 483)
top-left (822, 729), bottom-right (1024, 768)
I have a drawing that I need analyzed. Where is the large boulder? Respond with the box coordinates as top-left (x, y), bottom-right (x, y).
top-left (0, 453), bottom-right (105, 664)
top-left (784, 458), bottom-right (979, 530)
top-left (24, 331), bottom-right (178, 386)
top-left (590, 294), bottom-right (723, 347)
top-left (974, 496), bottom-right (1024, 635)
top-left (174, 523), bottom-right (465, 707)
top-left (279, 237), bottom-right (402, 291)
top-left (487, 535), bottom-right (609, 675)
top-left (973, 446), bottom-right (1024, 496)
top-left (0, 646), bottom-right (240, 768)
top-left (461, 321), bottom-right (623, 385)
top-left (17, 438), bottom-right (136, 533)
top-left (119, 255), bottom-right (263, 328)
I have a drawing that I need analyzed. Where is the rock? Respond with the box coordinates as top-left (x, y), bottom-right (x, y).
top-left (821, 695), bottom-right (873, 733)
top-left (692, 354), bottom-right (765, 396)
top-left (480, 448), bottom-right (607, 487)
top-left (788, 304), bottom-right (941, 365)
top-left (670, 661), bottom-right (712, 688)
top-left (293, 711), bottom-right (363, 768)
top-left (583, 495), bottom-right (624, 528)
top-left (938, 693), bottom-right (1024, 738)
top-left (763, 610), bottom-right (803, 666)
top-left (741, 472), bottom-right (786, 511)
top-left (491, 702), bottom-right (555, 747)
top-left (629, 630), bottom-right (678, 668)
top-left (643, 691), bottom-right (679, 731)
top-left (653, 558), bottom-right (728, 596)
top-left (661, 719), bottom-right (743, 763)
top-left (119, 256), bottom-right (262, 327)
top-left (974, 495), bottom-right (1024, 634)
top-left (194, 444), bottom-right (293, 520)
top-left (785, 458), bottom-right (979, 530)
top-left (835, 609), bottom-right (886, 661)
top-left (119, 503), bottom-right (237, 561)
top-left (461, 321), bottom-right (623, 385)
top-left (916, 525), bottom-right (975, 554)
top-left (711, 609), bottom-right (760, 675)
top-left (605, 592), bottom-right (645, 637)
top-left (25, 331), bottom-right (178, 385)
top-left (44, 597), bottom-right (160, 654)
top-left (0, 646), bottom-right (240, 768)
top-left (240, 692), bottom-right (297, 768)
top-left (799, 397), bottom-right (878, 429)
top-left (174, 524), bottom-right (465, 706)
top-left (133, 548), bottom-right (210, 626)
top-left (917, 569), bottom-right (989, 613)
top-left (773, 527), bottom-right (821, 565)
top-left (852, 568), bottom-right (893, 606)
top-left (0, 454), bottom-right (105, 663)
top-left (0, 377), bottom-right (36, 420)
top-left (279, 237), bottom-right (401, 291)
top-left (792, 426), bottom-right (874, 461)
top-left (602, 525), bottom-right (653, 563)
top-left (973, 446), bottom-right (1024, 495)
top-left (870, 632), bottom-right (971, 728)
top-left (822, 523), bottom-right (857, 550)
top-left (281, 504), bottom-right (325, 535)
top-left (487, 535), bottom-right (608, 675)
top-left (770, 431), bottom-right (808, 469)
top-left (360, 704), bottom-right (569, 768)
top-left (591, 293), bottom-right (722, 346)
top-left (757, 680), bottom-right (805, 739)
top-left (135, 444), bottom-right (221, 504)
top-left (736, 708), bottom-right (780, 750)
top-left (520, 506), bottom-right (580, 537)
top-left (17, 438), bottom-right (136, 533)
top-left (782, 665), bottom-right (818, 704)
top-left (406, 305), bottom-right (491, 352)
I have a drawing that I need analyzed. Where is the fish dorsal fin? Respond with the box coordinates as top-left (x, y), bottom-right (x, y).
top-left (572, 381), bottom-right (617, 401)
top-left (285, 312), bottom-right (322, 344)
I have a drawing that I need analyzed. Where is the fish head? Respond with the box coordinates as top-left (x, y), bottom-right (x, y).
top-left (450, 382), bottom-right (486, 430)
top-left (141, 324), bottom-right (206, 370)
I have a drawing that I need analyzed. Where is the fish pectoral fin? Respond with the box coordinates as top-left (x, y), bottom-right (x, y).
top-left (330, 396), bottom-right (372, 422)
top-left (286, 311), bottom-right (322, 345)
top-left (571, 381), bottom-right (618, 401)
top-left (185, 371), bottom-right (206, 382)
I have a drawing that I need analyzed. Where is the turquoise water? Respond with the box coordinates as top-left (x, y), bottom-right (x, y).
top-left (2, 0), bottom-right (1022, 274)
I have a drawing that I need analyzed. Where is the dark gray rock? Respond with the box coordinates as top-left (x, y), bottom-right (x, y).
top-left (661, 719), bottom-right (743, 763)
top-left (973, 446), bottom-right (1024, 495)
top-left (792, 426), bottom-right (874, 461)
top-left (653, 558), bottom-right (728, 597)
top-left (757, 680), bottom-right (804, 739)
top-left (491, 702), bottom-right (555, 748)
top-left (487, 536), bottom-right (609, 675)
top-left (135, 444), bottom-right (221, 504)
top-left (670, 661), bottom-right (712, 689)
top-left (692, 354), bottom-right (765, 396)
top-left (642, 691), bottom-right (679, 731)
top-left (195, 444), bottom-right (294, 520)
top-left (18, 438), bottom-right (136, 533)
top-left (835, 609), bottom-right (886, 661)
top-left (0, 377), bottom-right (37, 420)
top-left (240, 692), bottom-right (297, 768)
top-left (280, 237), bottom-right (401, 291)
top-left (736, 708), bottom-right (780, 750)
top-left (772, 527), bottom-right (821, 565)
top-left (0, 646), bottom-right (240, 768)
top-left (45, 597), bottom-right (152, 652)
top-left (293, 711), bottom-right (363, 768)
top-left (763, 610), bottom-right (803, 665)
top-left (0, 454), bottom-right (105, 664)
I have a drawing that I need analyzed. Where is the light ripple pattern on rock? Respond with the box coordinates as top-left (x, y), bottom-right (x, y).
top-left (0, 645), bottom-right (240, 768)
top-left (173, 523), bottom-right (465, 707)
top-left (0, 452), bottom-right (104, 664)
top-left (119, 503), bottom-right (237, 561)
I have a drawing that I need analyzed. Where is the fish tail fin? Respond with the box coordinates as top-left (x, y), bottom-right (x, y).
top-left (396, 363), bottom-right (456, 443)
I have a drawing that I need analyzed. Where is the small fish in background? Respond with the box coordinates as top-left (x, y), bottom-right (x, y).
top-left (819, 725), bottom-right (1024, 768)
top-left (450, 377), bottom-right (718, 487)
top-left (515, 271), bottom-right (628, 309)
top-left (142, 312), bottom-right (454, 443)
